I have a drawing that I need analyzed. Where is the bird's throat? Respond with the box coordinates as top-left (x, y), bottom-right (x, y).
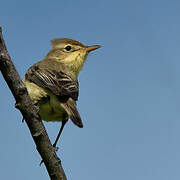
top-left (64, 51), bottom-right (88, 76)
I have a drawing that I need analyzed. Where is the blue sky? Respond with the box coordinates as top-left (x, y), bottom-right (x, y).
top-left (1, 0), bottom-right (180, 179)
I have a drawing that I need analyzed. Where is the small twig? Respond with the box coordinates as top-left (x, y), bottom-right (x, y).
top-left (0, 27), bottom-right (67, 180)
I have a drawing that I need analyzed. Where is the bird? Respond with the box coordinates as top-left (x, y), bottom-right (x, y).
top-left (24, 38), bottom-right (100, 147)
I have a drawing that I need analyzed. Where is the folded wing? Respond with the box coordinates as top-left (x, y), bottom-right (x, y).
top-left (25, 64), bottom-right (83, 128)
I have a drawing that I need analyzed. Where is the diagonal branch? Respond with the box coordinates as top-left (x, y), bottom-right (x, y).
top-left (0, 27), bottom-right (67, 180)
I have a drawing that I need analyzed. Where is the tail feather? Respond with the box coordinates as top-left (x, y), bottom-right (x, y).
top-left (61, 98), bottom-right (83, 128)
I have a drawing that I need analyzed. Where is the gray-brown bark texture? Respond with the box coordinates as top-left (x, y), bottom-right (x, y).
top-left (0, 27), bottom-right (67, 180)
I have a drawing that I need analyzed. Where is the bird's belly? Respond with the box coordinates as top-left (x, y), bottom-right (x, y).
top-left (39, 96), bottom-right (68, 122)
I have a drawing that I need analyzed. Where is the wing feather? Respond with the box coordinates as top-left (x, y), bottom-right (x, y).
top-left (25, 65), bottom-right (79, 101)
top-left (61, 98), bottom-right (83, 128)
top-left (25, 63), bottom-right (83, 127)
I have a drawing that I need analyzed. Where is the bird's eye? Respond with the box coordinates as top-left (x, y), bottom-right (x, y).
top-left (65, 45), bottom-right (72, 51)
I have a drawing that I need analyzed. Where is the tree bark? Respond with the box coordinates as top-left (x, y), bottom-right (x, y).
top-left (0, 27), bottom-right (67, 180)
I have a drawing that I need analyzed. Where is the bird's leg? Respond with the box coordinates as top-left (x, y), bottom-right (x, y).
top-left (40, 120), bottom-right (68, 166)
top-left (53, 120), bottom-right (68, 148)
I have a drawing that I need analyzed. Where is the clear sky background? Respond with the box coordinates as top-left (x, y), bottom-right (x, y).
top-left (1, 0), bottom-right (180, 179)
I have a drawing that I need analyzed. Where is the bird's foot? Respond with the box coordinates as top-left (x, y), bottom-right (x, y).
top-left (33, 100), bottom-right (39, 106)
top-left (33, 100), bottom-right (39, 111)
top-left (39, 159), bottom-right (44, 166)
top-left (53, 145), bottom-right (59, 152)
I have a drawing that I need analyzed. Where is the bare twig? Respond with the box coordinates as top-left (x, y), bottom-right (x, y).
top-left (0, 27), bottom-right (67, 180)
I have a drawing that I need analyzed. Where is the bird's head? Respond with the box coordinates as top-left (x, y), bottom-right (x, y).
top-left (46, 38), bottom-right (100, 75)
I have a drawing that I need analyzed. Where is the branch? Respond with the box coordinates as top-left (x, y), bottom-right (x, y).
top-left (0, 27), bottom-right (67, 180)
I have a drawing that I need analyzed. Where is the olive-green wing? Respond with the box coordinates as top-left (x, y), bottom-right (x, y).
top-left (25, 65), bottom-right (79, 102)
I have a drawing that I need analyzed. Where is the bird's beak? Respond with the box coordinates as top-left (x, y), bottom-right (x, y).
top-left (86, 45), bottom-right (101, 53)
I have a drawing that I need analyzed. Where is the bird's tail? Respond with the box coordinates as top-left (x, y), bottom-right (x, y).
top-left (61, 98), bottom-right (83, 128)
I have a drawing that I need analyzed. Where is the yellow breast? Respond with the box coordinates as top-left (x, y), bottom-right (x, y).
top-left (24, 79), bottom-right (48, 101)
